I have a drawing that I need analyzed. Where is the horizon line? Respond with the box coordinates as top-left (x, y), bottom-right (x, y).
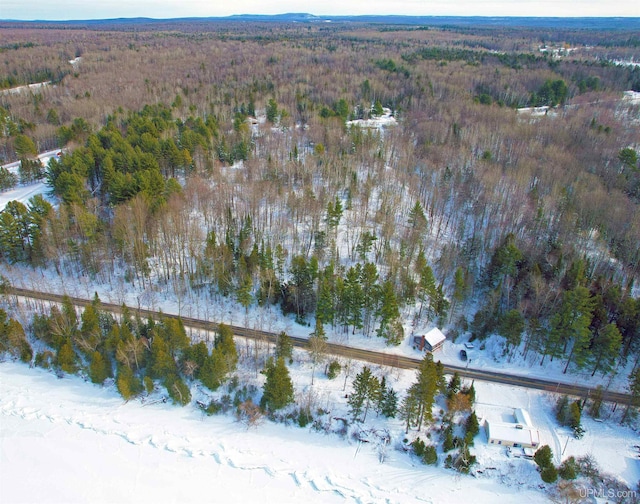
top-left (2, 13), bottom-right (640, 23)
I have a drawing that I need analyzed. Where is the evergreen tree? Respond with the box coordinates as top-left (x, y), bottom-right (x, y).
top-left (622, 367), bottom-right (640, 424)
top-left (182, 341), bottom-right (208, 377)
top-left (414, 353), bottom-right (440, 429)
top-left (588, 385), bottom-right (604, 419)
top-left (589, 323), bottom-right (622, 377)
top-left (447, 372), bottom-right (461, 398)
top-left (165, 374), bottom-right (191, 406)
top-left (540, 465), bottom-right (559, 484)
top-left (236, 272), bottom-right (253, 313)
top-left (379, 385), bottom-right (398, 418)
top-left (399, 383), bottom-right (420, 433)
top-left (543, 286), bottom-right (594, 369)
top-left (149, 334), bottom-right (178, 379)
top-left (89, 350), bottom-right (110, 384)
top-left (307, 332), bottom-right (327, 385)
top-left (56, 341), bottom-right (77, 374)
top-left (360, 263), bottom-right (379, 336)
top-left (116, 364), bottom-right (143, 400)
top-left (275, 331), bottom-right (293, 364)
top-left (77, 304), bottom-right (102, 356)
top-left (316, 268), bottom-right (337, 326)
top-left (534, 445), bottom-right (554, 470)
top-left (266, 98), bottom-right (279, 123)
top-left (161, 317), bottom-right (190, 358)
top-left (261, 356), bottom-right (294, 411)
top-left (375, 280), bottom-right (404, 345)
top-left (342, 265), bottom-right (364, 334)
top-left (498, 309), bottom-right (525, 354)
top-left (200, 348), bottom-right (228, 391)
top-left (442, 424), bottom-right (455, 452)
top-left (215, 323), bottom-right (238, 372)
top-left (418, 264), bottom-right (437, 321)
top-left (450, 266), bottom-right (468, 319)
top-left (464, 411), bottom-right (480, 445)
top-left (558, 457), bottom-right (579, 480)
top-left (0, 316), bottom-right (32, 363)
top-left (348, 366), bottom-right (381, 422)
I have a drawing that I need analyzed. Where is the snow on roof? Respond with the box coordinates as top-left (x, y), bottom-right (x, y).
top-left (514, 408), bottom-right (533, 428)
top-left (424, 327), bottom-right (446, 347)
top-left (486, 420), bottom-right (541, 447)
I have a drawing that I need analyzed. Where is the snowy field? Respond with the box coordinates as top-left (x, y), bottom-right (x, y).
top-left (2, 358), bottom-right (638, 504)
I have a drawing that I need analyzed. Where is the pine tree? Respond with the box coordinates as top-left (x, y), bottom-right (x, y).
top-left (149, 334), bottom-right (177, 379)
top-left (316, 269), bottom-right (337, 327)
top-left (464, 411), bottom-right (480, 445)
top-left (399, 383), bottom-right (421, 433)
top-left (450, 267), bottom-right (468, 319)
top-left (380, 385), bottom-right (398, 418)
top-left (376, 280), bottom-right (404, 345)
top-left (534, 445), bottom-right (554, 470)
top-left (348, 366), bottom-right (381, 422)
top-left (76, 304), bottom-right (102, 356)
top-left (447, 372), bottom-right (461, 398)
top-left (89, 351), bottom-right (109, 384)
top-left (417, 263), bottom-right (436, 321)
top-left (215, 323), bottom-right (238, 372)
top-left (360, 263), bottom-right (379, 336)
top-left (261, 356), bottom-right (294, 411)
top-left (342, 265), bottom-right (364, 334)
top-left (236, 273), bottom-right (253, 313)
top-left (116, 364), bottom-right (143, 400)
top-left (589, 323), bottom-right (622, 376)
top-left (56, 341), bottom-right (77, 374)
top-left (621, 367), bottom-right (640, 424)
top-left (414, 353), bottom-right (440, 429)
top-left (307, 331), bottom-right (327, 385)
top-left (498, 309), bottom-right (525, 354)
top-left (200, 348), bottom-right (228, 391)
top-left (165, 374), bottom-right (191, 406)
top-left (588, 385), bottom-right (604, 419)
top-left (543, 286), bottom-right (594, 367)
top-left (275, 331), bottom-right (293, 363)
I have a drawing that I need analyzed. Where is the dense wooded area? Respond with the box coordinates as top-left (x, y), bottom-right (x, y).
top-left (0, 20), bottom-right (639, 398)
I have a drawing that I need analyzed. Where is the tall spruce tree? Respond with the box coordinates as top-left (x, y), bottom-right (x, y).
top-left (261, 356), bottom-right (294, 411)
top-left (348, 366), bottom-right (381, 422)
top-left (400, 383), bottom-right (420, 433)
top-left (414, 354), bottom-right (440, 429)
top-left (589, 323), bottom-right (622, 377)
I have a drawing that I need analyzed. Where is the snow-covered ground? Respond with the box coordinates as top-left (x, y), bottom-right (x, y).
top-left (516, 105), bottom-right (555, 117)
top-left (0, 149), bottom-right (59, 212)
top-left (347, 108), bottom-right (397, 129)
top-left (2, 359), bottom-right (637, 504)
top-left (623, 90), bottom-right (640, 106)
top-left (0, 81), bottom-right (50, 96)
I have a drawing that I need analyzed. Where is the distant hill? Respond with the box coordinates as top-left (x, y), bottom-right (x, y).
top-left (2, 14), bottom-right (639, 30)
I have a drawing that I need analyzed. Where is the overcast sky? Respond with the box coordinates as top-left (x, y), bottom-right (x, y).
top-left (1, 0), bottom-right (638, 21)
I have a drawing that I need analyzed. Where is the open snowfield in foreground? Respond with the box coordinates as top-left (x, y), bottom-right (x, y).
top-left (2, 361), bottom-right (638, 504)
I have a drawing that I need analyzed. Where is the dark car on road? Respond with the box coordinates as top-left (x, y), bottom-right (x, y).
top-left (459, 349), bottom-right (468, 361)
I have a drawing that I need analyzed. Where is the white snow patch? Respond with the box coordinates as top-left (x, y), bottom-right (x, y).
top-left (0, 81), bottom-right (50, 96)
top-left (347, 108), bottom-right (397, 129)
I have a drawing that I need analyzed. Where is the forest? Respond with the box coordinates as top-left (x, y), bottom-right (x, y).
top-left (0, 18), bottom-right (639, 427)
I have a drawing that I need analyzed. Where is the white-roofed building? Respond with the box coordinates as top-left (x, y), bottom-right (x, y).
top-left (413, 327), bottom-right (446, 352)
top-left (485, 408), bottom-right (541, 449)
